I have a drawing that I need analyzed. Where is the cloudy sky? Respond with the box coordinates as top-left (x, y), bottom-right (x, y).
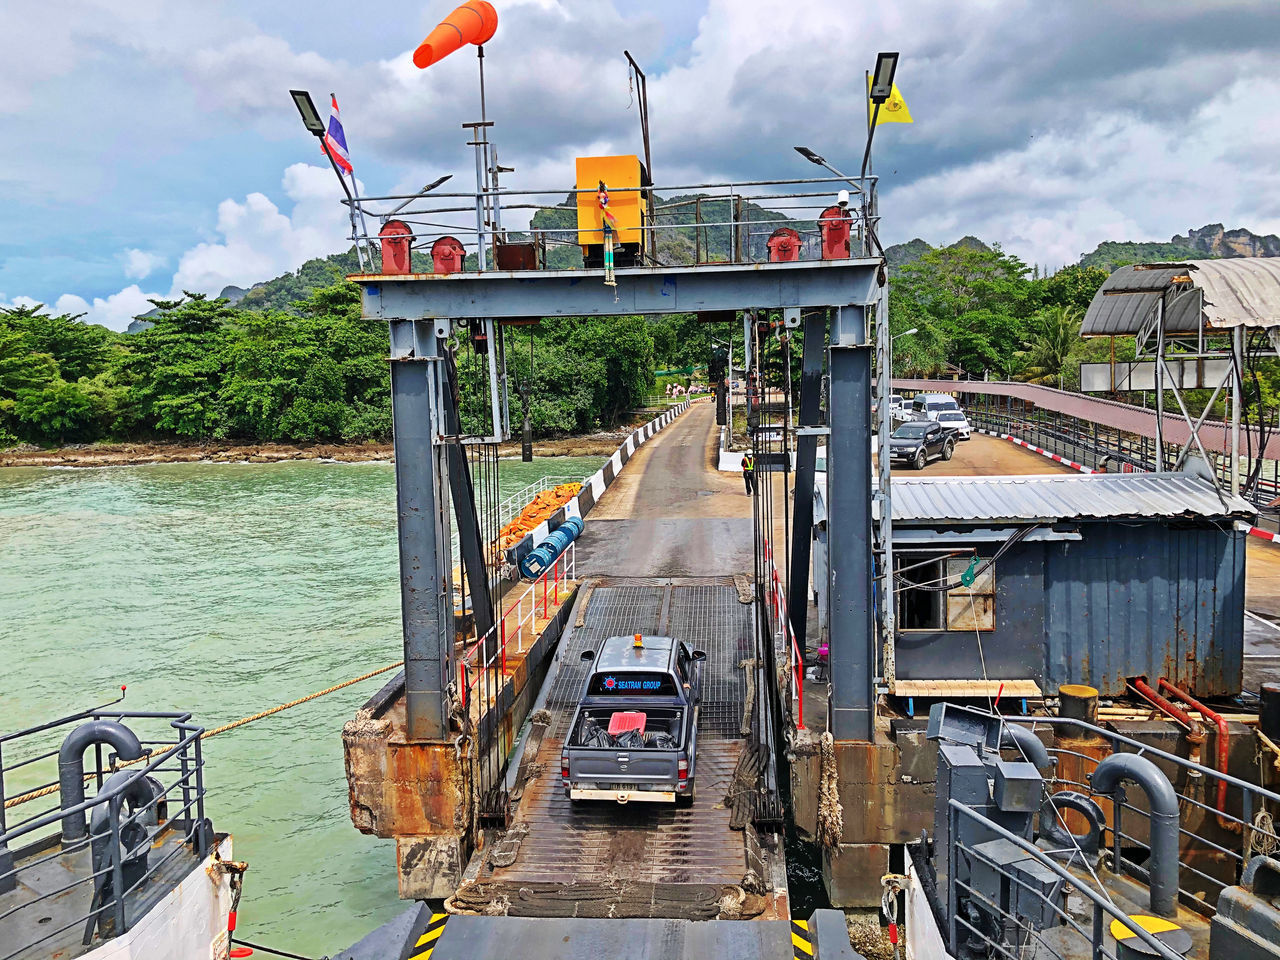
top-left (3, 0), bottom-right (1279, 329)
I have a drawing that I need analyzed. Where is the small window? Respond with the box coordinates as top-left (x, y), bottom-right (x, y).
top-left (896, 555), bottom-right (996, 632)
top-left (897, 557), bottom-right (943, 630)
top-left (944, 557), bottom-right (996, 631)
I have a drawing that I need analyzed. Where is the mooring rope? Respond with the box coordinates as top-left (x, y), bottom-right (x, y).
top-left (4, 661), bottom-right (404, 810)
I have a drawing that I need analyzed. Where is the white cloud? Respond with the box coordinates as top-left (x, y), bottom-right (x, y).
top-left (7, 0), bottom-right (1280, 313)
top-left (122, 249), bottom-right (166, 280)
top-left (50, 287), bottom-right (164, 332)
top-left (168, 163), bottom-right (353, 295)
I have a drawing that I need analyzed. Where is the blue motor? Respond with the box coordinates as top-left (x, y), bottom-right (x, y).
top-left (519, 516), bottom-right (584, 579)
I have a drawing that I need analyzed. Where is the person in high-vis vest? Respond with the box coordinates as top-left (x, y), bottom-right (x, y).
top-left (741, 452), bottom-right (755, 495)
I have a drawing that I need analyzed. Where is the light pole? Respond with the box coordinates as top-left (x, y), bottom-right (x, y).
top-left (290, 89), bottom-right (367, 270)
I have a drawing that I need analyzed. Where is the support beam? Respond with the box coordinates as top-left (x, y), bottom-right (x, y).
top-left (788, 309), bottom-right (827, 660)
top-left (390, 326), bottom-right (454, 741)
top-left (361, 259), bottom-right (881, 321)
top-left (1232, 325), bottom-right (1242, 497)
top-left (442, 350), bottom-right (496, 656)
top-left (827, 302), bottom-right (876, 742)
top-left (875, 289), bottom-right (896, 686)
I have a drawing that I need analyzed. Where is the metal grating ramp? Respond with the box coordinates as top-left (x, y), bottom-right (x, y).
top-left (545, 581), bottom-right (752, 739)
top-left (666, 585), bottom-right (752, 738)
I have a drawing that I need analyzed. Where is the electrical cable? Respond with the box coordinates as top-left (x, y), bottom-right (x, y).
top-left (893, 525), bottom-right (1038, 593)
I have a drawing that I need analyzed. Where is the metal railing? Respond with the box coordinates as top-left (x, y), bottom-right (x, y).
top-left (496, 476), bottom-right (581, 532)
top-left (0, 708), bottom-right (210, 960)
top-left (762, 539), bottom-right (804, 731)
top-left (344, 173), bottom-right (880, 271)
top-left (945, 800), bottom-right (1190, 960)
top-left (1030, 716), bottom-right (1280, 914)
top-left (962, 399), bottom-right (1280, 511)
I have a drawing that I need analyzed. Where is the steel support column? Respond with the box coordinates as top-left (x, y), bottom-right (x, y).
top-left (827, 301), bottom-right (876, 742)
top-left (788, 309), bottom-right (827, 660)
top-left (875, 289), bottom-right (896, 687)
top-left (389, 319), bottom-right (454, 741)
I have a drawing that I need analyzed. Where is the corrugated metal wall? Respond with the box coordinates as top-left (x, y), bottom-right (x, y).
top-left (1046, 523), bottom-right (1245, 697)
top-left (892, 521), bottom-right (1246, 697)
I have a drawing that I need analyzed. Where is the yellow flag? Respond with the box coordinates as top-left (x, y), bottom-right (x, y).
top-left (867, 76), bottom-right (913, 125)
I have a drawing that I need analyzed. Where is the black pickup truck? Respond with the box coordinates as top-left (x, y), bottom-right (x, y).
top-left (562, 635), bottom-right (706, 806)
top-left (889, 420), bottom-right (958, 469)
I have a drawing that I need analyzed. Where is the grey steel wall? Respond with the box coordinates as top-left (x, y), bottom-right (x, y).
top-left (1046, 522), bottom-right (1245, 697)
top-left (895, 545), bottom-right (1046, 683)
top-left (893, 521), bottom-right (1246, 697)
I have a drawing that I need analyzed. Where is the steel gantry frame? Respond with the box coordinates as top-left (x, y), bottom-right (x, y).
top-left (363, 259), bottom-right (884, 743)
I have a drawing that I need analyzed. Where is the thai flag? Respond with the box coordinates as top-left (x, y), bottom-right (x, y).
top-left (322, 94), bottom-right (353, 175)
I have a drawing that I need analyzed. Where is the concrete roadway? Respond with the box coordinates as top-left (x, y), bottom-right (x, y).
top-left (576, 402), bottom-right (754, 578)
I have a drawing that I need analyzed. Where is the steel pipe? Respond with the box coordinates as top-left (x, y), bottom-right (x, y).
top-left (58, 720), bottom-right (144, 844)
top-left (1129, 676), bottom-right (1205, 766)
top-left (1090, 752), bottom-right (1181, 917)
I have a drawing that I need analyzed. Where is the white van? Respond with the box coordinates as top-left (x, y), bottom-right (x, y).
top-left (910, 392), bottom-right (962, 422)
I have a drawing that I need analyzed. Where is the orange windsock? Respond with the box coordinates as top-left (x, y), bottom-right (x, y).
top-left (413, 2), bottom-right (499, 69)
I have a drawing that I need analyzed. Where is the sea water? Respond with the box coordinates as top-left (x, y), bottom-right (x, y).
top-left (0, 456), bottom-right (603, 955)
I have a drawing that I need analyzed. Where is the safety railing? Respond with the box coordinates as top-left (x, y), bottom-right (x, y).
top-left (762, 538), bottom-right (804, 731)
top-left (945, 799), bottom-right (1190, 960)
top-left (345, 173), bottom-right (880, 271)
top-left (458, 540), bottom-right (577, 715)
top-left (0, 708), bottom-right (210, 960)
top-left (496, 476), bottom-right (581, 532)
top-left (964, 401), bottom-right (1280, 510)
top-left (1025, 715), bottom-right (1280, 914)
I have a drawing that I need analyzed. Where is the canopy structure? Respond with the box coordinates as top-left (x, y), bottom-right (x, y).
top-left (1082, 257), bottom-right (1280, 336)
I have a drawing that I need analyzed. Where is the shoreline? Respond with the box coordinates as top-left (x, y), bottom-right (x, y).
top-left (0, 434), bottom-right (631, 469)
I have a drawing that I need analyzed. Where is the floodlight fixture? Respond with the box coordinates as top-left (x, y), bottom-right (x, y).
top-left (388, 175), bottom-right (457, 216)
top-left (869, 52), bottom-right (899, 104)
top-left (290, 90), bottom-right (326, 137)
top-left (793, 145), bottom-right (863, 194)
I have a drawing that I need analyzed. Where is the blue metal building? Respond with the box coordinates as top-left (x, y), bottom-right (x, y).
top-left (878, 471), bottom-right (1255, 698)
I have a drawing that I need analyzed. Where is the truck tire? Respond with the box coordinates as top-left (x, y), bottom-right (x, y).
top-left (942, 439), bottom-right (954, 461)
top-left (913, 449), bottom-right (926, 470)
top-left (676, 787), bottom-right (695, 808)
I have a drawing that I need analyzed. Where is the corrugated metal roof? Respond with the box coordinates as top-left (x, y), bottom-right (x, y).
top-left (1080, 265), bottom-right (1202, 336)
top-left (1080, 258), bottom-right (1280, 335)
top-left (887, 472), bottom-right (1254, 524)
top-left (890, 378), bottom-right (1280, 460)
top-left (1188, 258), bottom-right (1280, 328)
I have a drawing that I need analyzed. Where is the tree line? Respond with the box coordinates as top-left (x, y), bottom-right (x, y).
top-left (0, 281), bottom-right (668, 447)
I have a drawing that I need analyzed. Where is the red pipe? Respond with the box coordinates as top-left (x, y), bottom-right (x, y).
top-left (1130, 676), bottom-right (1205, 766)
top-left (1158, 677), bottom-right (1240, 834)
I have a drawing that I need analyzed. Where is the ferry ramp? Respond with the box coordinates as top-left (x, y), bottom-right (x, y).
top-left (441, 402), bottom-right (790, 930)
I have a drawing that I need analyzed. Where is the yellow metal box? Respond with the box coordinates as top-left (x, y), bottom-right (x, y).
top-left (575, 155), bottom-right (645, 247)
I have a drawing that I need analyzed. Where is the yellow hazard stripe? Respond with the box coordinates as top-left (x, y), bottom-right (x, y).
top-left (408, 913), bottom-right (449, 960)
top-left (792, 923), bottom-right (815, 958)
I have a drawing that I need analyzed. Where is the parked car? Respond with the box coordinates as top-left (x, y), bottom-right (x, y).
top-left (910, 393), bottom-right (961, 422)
top-left (935, 409), bottom-right (971, 440)
top-left (889, 420), bottom-right (958, 469)
top-left (562, 635), bottom-right (706, 806)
